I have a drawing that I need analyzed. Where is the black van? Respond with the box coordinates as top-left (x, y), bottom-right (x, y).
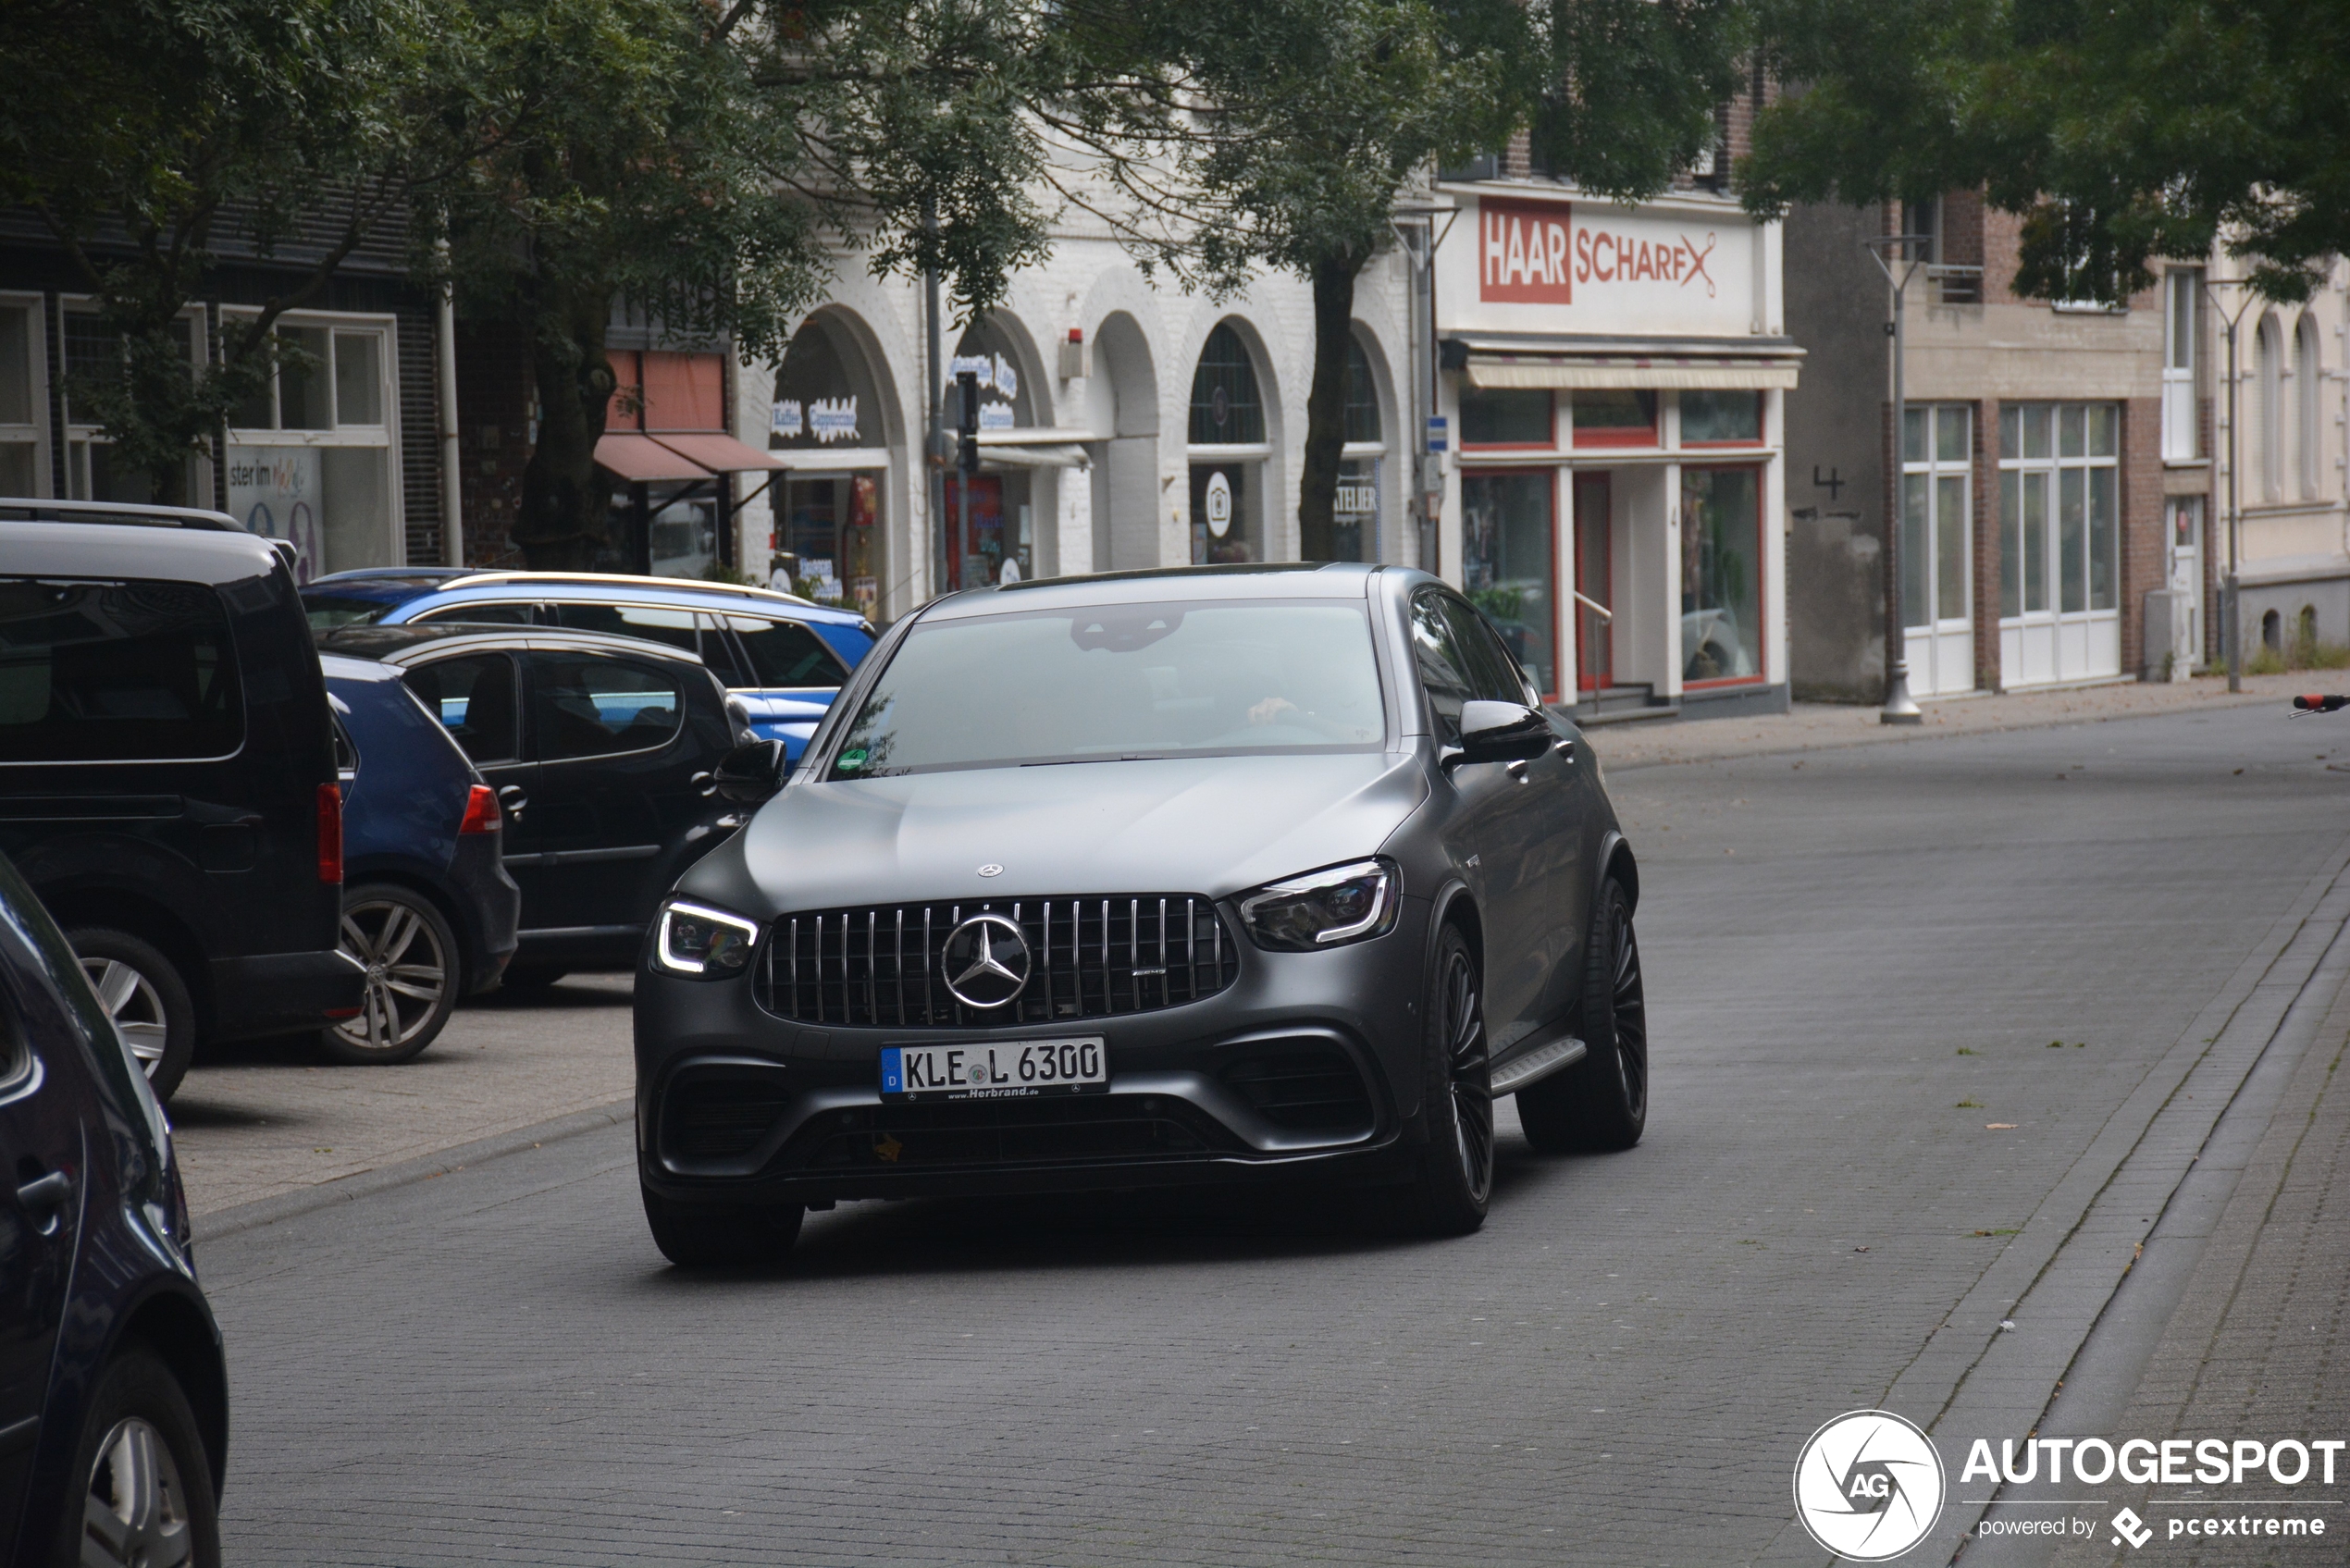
top-left (0, 502), bottom-right (364, 1097)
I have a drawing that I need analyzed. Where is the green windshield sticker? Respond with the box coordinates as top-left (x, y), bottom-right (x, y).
top-left (838, 748), bottom-right (867, 771)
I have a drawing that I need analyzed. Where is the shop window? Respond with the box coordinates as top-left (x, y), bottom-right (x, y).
top-left (1189, 324), bottom-right (1265, 446)
top-left (1344, 338), bottom-right (1381, 445)
top-left (1680, 466), bottom-right (1762, 685)
top-left (1679, 390), bottom-right (1761, 446)
top-left (0, 302), bottom-right (39, 496)
top-left (1900, 405), bottom-right (1973, 632)
top-left (781, 474), bottom-right (879, 607)
top-left (1571, 389), bottom-right (1657, 449)
top-left (1459, 388), bottom-right (1552, 449)
top-left (1998, 402), bottom-right (2119, 621)
top-left (224, 313), bottom-right (399, 582)
top-left (1459, 471), bottom-right (1557, 697)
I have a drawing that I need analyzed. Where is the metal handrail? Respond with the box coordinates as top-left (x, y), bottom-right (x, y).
top-left (1573, 590), bottom-right (1614, 621)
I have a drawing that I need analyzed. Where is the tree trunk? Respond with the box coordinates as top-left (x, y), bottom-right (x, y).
top-left (1297, 253), bottom-right (1363, 563)
top-left (514, 282), bottom-right (618, 570)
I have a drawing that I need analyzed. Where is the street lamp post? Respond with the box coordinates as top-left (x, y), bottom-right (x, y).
top-left (2205, 276), bottom-right (2259, 694)
top-left (1865, 233), bottom-right (1930, 724)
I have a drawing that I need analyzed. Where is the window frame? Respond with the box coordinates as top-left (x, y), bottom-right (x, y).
top-left (1676, 389), bottom-right (1766, 451)
top-left (1997, 401), bottom-right (2121, 625)
top-left (1568, 389), bottom-right (1659, 451)
top-left (58, 297), bottom-right (207, 504)
top-left (2161, 270), bottom-right (2199, 463)
top-left (522, 649), bottom-right (690, 766)
top-left (1677, 462), bottom-right (1769, 690)
top-left (0, 292), bottom-right (53, 500)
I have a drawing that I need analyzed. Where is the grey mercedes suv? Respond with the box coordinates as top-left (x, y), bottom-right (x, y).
top-left (633, 562), bottom-right (1646, 1266)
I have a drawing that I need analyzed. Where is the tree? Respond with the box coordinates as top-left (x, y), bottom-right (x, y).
top-left (1739, 0), bottom-right (2350, 302)
top-left (1169, 0), bottom-right (1749, 560)
top-left (0, 0), bottom-right (456, 504)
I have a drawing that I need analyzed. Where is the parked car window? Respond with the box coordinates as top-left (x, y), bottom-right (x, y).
top-left (1441, 596), bottom-right (1536, 705)
top-left (693, 615), bottom-right (748, 685)
top-left (529, 653), bottom-right (683, 760)
top-left (303, 592), bottom-right (398, 630)
top-left (0, 578), bottom-right (244, 762)
top-left (728, 615), bottom-right (847, 688)
top-left (412, 600), bottom-right (536, 626)
top-left (401, 653), bottom-right (520, 764)
top-left (1408, 591), bottom-right (1477, 745)
top-left (549, 602), bottom-right (699, 657)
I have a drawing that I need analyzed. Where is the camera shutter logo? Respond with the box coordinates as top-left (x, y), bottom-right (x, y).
top-left (1792, 1410), bottom-right (1947, 1561)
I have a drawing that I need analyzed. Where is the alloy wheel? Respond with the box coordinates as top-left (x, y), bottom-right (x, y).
top-left (1611, 903), bottom-right (1648, 1121)
top-left (335, 897), bottom-right (450, 1055)
top-left (1442, 946), bottom-right (1494, 1204)
top-left (80, 957), bottom-right (168, 1078)
top-left (80, 1415), bottom-right (194, 1568)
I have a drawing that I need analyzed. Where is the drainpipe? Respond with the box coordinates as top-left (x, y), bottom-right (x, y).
top-left (435, 243), bottom-right (465, 567)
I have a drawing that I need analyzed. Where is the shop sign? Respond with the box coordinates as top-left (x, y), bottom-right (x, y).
top-left (979, 402), bottom-right (1017, 432)
top-left (1480, 198), bottom-right (1576, 304)
top-left (1204, 471), bottom-right (1233, 537)
top-left (1450, 195), bottom-right (1751, 336)
top-left (227, 445), bottom-right (323, 583)
top-left (772, 400), bottom-right (803, 437)
top-left (809, 397), bottom-right (860, 442)
top-left (951, 352), bottom-right (1020, 400)
top-left (1335, 482), bottom-right (1377, 517)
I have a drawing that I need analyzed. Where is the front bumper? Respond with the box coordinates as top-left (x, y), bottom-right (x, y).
top-left (635, 898), bottom-right (1432, 1207)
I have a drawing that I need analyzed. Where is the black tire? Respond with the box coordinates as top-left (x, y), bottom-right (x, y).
top-left (1391, 922), bottom-right (1492, 1237)
top-left (642, 1187), bottom-right (805, 1268)
top-left (1517, 878), bottom-right (1648, 1154)
top-left (52, 1342), bottom-right (221, 1568)
top-left (68, 929), bottom-right (198, 1102)
top-left (317, 883), bottom-right (460, 1066)
top-left (500, 965), bottom-right (569, 991)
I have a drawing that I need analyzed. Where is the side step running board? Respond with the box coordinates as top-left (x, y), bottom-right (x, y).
top-left (1490, 1035), bottom-right (1587, 1095)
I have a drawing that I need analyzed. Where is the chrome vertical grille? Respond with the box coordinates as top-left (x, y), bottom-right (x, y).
top-left (759, 895), bottom-right (1239, 1028)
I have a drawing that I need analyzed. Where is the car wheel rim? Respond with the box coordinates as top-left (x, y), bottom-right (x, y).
top-left (334, 898), bottom-right (449, 1054)
top-left (80, 1415), bottom-right (194, 1568)
top-left (80, 957), bottom-right (169, 1078)
top-left (1443, 947), bottom-right (1493, 1204)
top-left (1611, 905), bottom-right (1647, 1121)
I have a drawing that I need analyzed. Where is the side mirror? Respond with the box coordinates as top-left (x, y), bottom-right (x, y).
top-left (712, 739), bottom-right (789, 804)
top-left (1455, 700), bottom-right (1552, 766)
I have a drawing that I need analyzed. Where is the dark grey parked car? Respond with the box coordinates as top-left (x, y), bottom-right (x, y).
top-left (633, 562), bottom-right (1646, 1266)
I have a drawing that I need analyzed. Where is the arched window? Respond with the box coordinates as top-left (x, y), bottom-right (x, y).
top-left (1343, 336), bottom-right (1381, 445)
top-left (1188, 324), bottom-right (1264, 446)
top-left (2262, 608), bottom-right (2282, 650)
top-left (2256, 314), bottom-right (2283, 500)
top-left (2300, 605), bottom-right (2319, 648)
top-left (2298, 314), bottom-right (2324, 498)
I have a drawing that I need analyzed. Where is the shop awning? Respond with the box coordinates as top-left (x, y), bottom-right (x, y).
top-left (981, 442), bottom-right (1090, 470)
top-left (1466, 355), bottom-right (1800, 391)
top-left (977, 426), bottom-right (1096, 447)
top-left (593, 433), bottom-right (711, 482)
top-left (649, 432), bottom-right (790, 473)
top-left (767, 446), bottom-right (893, 472)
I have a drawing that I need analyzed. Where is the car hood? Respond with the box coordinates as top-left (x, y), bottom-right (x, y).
top-left (725, 751), bottom-right (1427, 912)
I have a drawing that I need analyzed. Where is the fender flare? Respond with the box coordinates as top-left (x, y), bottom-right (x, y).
top-left (1594, 831), bottom-right (1639, 914)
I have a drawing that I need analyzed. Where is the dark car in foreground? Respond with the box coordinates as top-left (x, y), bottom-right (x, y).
top-left (322, 653), bottom-right (520, 1062)
top-left (632, 562), bottom-right (1646, 1266)
top-left (0, 848), bottom-right (226, 1564)
top-left (316, 623), bottom-right (758, 983)
top-left (0, 506), bottom-right (364, 1099)
top-left (300, 570), bottom-right (874, 761)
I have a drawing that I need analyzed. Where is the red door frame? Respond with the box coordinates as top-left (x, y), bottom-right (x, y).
top-left (1573, 471), bottom-right (1612, 692)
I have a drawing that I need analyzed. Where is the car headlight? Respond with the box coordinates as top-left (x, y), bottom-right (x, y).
top-left (653, 899), bottom-right (762, 977)
top-left (1237, 858), bottom-right (1398, 951)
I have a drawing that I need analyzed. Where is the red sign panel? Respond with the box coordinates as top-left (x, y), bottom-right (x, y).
top-left (1479, 199), bottom-right (1574, 304)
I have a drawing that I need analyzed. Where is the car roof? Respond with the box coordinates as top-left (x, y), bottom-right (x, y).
top-left (0, 519), bottom-right (286, 586)
top-left (303, 568), bottom-right (872, 627)
top-left (315, 622), bottom-right (711, 668)
top-left (929, 561), bottom-right (1391, 620)
top-left (318, 652), bottom-right (404, 684)
top-left (0, 496), bottom-right (244, 531)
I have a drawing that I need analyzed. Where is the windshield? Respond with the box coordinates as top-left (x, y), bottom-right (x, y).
top-left (825, 599), bottom-right (1384, 780)
top-left (300, 581), bottom-right (439, 632)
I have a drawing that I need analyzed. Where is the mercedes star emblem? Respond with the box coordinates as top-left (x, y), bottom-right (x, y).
top-left (976, 863), bottom-right (1003, 877)
top-left (940, 913), bottom-right (1031, 1009)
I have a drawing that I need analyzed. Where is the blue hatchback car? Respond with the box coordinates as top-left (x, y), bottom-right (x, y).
top-left (302, 571), bottom-right (875, 761)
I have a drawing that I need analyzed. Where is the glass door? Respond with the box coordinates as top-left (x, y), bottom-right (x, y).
top-left (1900, 405), bottom-right (1973, 695)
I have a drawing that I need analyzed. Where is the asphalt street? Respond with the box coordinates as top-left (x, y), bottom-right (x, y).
top-left (201, 702), bottom-right (2350, 1565)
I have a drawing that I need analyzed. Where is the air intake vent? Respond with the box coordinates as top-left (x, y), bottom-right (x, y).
top-left (759, 895), bottom-right (1238, 1029)
top-left (1220, 1044), bottom-right (1375, 1133)
top-left (660, 1068), bottom-right (793, 1162)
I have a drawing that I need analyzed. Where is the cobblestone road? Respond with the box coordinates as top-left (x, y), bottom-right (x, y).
top-left (199, 701), bottom-right (2350, 1564)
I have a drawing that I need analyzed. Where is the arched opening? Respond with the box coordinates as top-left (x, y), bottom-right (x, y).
top-left (2262, 608), bottom-right (2282, 651)
top-left (1186, 320), bottom-right (1276, 563)
top-left (1086, 311), bottom-right (1159, 572)
top-left (1331, 330), bottom-right (1393, 564)
top-left (2300, 604), bottom-right (2319, 651)
top-left (2256, 314), bottom-right (2283, 501)
top-left (771, 308), bottom-right (897, 614)
top-left (941, 310), bottom-right (1060, 589)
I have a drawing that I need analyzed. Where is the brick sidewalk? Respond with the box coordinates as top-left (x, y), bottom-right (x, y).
top-left (169, 975), bottom-right (636, 1216)
top-left (1585, 672), bottom-right (2312, 772)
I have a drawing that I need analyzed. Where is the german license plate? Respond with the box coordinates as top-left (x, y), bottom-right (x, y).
top-left (880, 1038), bottom-right (1108, 1101)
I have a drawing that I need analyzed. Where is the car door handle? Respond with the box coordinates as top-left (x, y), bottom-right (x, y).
top-left (690, 771), bottom-right (717, 797)
top-left (16, 1168), bottom-right (71, 1233)
top-left (1554, 738), bottom-right (1575, 761)
top-left (497, 784), bottom-right (527, 819)
top-left (1507, 759), bottom-right (1530, 782)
